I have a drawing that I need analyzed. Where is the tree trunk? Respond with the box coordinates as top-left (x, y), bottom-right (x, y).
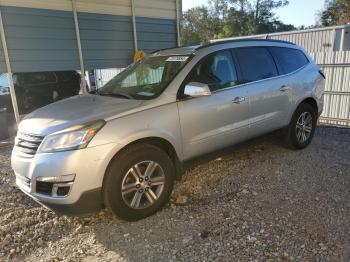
top-left (240, 0), bottom-right (245, 12)
top-left (255, 0), bottom-right (260, 22)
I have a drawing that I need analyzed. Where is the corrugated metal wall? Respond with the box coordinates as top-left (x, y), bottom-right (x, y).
top-left (315, 52), bottom-right (350, 127)
top-left (136, 17), bottom-right (177, 53)
top-left (213, 26), bottom-right (350, 127)
top-left (78, 12), bottom-right (134, 69)
top-left (0, 0), bottom-right (178, 73)
top-left (1, 6), bottom-right (80, 72)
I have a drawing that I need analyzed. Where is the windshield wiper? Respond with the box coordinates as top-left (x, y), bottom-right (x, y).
top-left (98, 92), bottom-right (133, 100)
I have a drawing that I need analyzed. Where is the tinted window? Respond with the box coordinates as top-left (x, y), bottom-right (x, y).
top-left (187, 50), bottom-right (238, 91)
top-left (234, 47), bottom-right (278, 83)
top-left (269, 47), bottom-right (309, 74)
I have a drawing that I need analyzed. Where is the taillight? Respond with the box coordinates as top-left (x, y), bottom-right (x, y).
top-left (319, 70), bottom-right (326, 79)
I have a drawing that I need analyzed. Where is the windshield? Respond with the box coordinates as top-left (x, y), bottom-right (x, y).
top-left (98, 55), bottom-right (190, 100)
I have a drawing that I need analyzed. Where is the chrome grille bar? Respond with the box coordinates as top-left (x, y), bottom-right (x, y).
top-left (15, 132), bottom-right (44, 156)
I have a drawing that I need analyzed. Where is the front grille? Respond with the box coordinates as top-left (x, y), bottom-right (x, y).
top-left (15, 132), bottom-right (44, 156)
top-left (36, 181), bottom-right (53, 196)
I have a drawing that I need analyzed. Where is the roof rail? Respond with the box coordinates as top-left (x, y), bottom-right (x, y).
top-left (152, 46), bottom-right (178, 54)
top-left (197, 38), bottom-right (295, 50)
top-left (152, 44), bottom-right (199, 54)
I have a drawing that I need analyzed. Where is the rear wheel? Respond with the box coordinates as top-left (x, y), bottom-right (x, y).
top-left (285, 103), bottom-right (317, 149)
top-left (103, 143), bottom-right (175, 221)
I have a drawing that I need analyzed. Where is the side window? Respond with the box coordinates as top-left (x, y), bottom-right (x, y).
top-left (269, 47), bottom-right (309, 74)
top-left (234, 47), bottom-right (278, 83)
top-left (187, 50), bottom-right (238, 91)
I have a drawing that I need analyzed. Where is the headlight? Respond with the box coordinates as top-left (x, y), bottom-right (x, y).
top-left (38, 120), bottom-right (105, 153)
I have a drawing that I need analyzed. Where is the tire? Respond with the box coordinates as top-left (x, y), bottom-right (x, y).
top-left (103, 143), bottom-right (175, 221)
top-left (285, 103), bottom-right (317, 149)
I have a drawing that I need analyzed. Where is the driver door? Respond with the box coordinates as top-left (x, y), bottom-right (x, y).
top-left (177, 50), bottom-right (251, 160)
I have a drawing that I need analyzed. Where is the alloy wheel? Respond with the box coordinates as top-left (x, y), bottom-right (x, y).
top-left (295, 112), bottom-right (313, 143)
top-left (121, 161), bottom-right (165, 209)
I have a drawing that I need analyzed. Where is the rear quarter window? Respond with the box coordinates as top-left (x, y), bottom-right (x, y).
top-left (269, 47), bottom-right (309, 74)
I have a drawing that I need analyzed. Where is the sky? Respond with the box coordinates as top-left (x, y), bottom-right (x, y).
top-left (182, 0), bottom-right (325, 27)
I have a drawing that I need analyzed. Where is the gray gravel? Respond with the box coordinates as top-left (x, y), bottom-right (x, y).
top-left (0, 127), bottom-right (350, 261)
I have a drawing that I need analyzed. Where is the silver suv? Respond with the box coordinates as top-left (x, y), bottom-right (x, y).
top-left (11, 40), bottom-right (325, 221)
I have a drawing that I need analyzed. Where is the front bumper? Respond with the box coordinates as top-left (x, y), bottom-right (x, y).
top-left (11, 142), bottom-right (123, 215)
top-left (39, 188), bottom-right (102, 216)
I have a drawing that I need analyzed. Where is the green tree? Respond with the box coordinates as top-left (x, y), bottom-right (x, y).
top-left (252, 0), bottom-right (289, 33)
top-left (219, 0), bottom-right (293, 37)
top-left (320, 0), bottom-right (350, 26)
top-left (181, 0), bottom-right (295, 45)
top-left (181, 6), bottom-right (218, 45)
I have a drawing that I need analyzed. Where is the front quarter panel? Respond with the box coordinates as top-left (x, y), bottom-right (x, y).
top-left (89, 102), bottom-right (183, 161)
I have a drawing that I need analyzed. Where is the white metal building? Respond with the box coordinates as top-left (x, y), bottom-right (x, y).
top-left (212, 25), bottom-right (350, 127)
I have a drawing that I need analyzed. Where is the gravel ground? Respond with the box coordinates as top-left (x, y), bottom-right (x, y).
top-left (0, 127), bottom-right (350, 261)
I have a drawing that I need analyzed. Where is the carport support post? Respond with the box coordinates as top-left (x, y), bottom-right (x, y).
top-left (72, 0), bottom-right (87, 94)
top-left (0, 7), bottom-right (20, 124)
top-left (131, 0), bottom-right (138, 52)
top-left (176, 0), bottom-right (181, 47)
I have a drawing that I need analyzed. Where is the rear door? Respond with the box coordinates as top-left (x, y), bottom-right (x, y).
top-left (177, 50), bottom-right (250, 160)
top-left (233, 47), bottom-right (291, 135)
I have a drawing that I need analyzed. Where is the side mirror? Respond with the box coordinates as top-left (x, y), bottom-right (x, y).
top-left (184, 82), bottom-right (211, 98)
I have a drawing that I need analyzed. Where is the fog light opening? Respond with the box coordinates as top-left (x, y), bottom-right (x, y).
top-left (56, 186), bottom-right (71, 197)
top-left (36, 175), bottom-right (75, 198)
top-left (52, 182), bottom-right (73, 198)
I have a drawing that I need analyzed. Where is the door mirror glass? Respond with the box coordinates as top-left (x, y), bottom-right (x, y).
top-left (184, 82), bottom-right (211, 98)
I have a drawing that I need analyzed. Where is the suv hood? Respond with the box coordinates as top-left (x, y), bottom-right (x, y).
top-left (19, 94), bottom-right (143, 136)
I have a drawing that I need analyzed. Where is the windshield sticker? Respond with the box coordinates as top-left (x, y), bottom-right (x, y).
top-left (137, 92), bottom-right (154, 97)
top-left (166, 56), bottom-right (189, 62)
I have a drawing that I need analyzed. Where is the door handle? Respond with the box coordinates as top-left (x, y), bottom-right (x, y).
top-left (279, 85), bottom-right (291, 92)
top-left (232, 96), bottom-right (246, 104)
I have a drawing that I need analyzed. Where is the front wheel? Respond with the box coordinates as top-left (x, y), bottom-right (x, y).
top-left (103, 143), bottom-right (175, 221)
top-left (285, 103), bottom-right (317, 149)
